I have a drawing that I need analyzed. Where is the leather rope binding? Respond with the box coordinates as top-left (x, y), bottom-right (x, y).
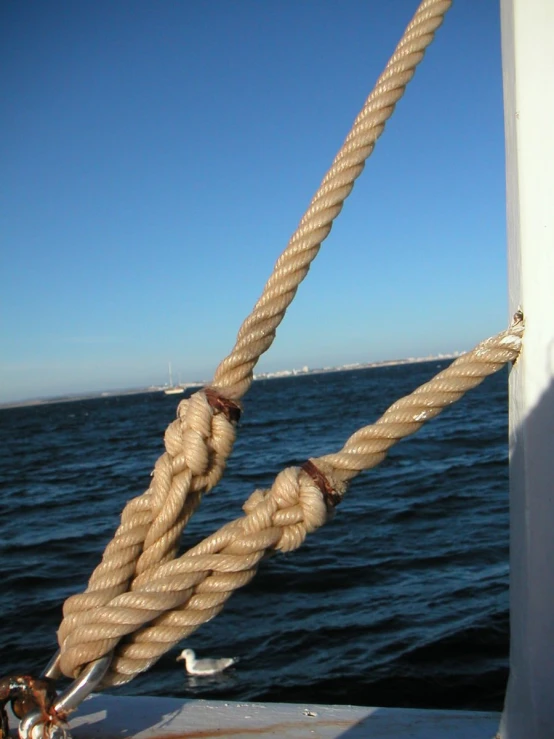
top-left (204, 387), bottom-right (242, 423)
top-left (301, 460), bottom-right (341, 510)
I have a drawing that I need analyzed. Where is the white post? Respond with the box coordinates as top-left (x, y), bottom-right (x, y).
top-left (500, 1), bottom-right (554, 737)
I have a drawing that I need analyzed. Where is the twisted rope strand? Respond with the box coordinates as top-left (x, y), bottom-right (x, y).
top-left (58, 317), bottom-right (523, 684)
top-left (212, 0), bottom-right (452, 400)
top-left (318, 326), bottom-right (523, 484)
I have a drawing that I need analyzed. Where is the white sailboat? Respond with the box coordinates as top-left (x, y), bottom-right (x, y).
top-left (163, 362), bottom-right (184, 395)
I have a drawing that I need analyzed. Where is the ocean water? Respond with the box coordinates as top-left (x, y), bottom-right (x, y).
top-left (0, 361), bottom-right (510, 711)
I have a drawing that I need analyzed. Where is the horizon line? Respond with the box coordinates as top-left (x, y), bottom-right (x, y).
top-left (0, 352), bottom-right (463, 410)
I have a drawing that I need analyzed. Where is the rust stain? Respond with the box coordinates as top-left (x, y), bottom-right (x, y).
top-left (139, 717), bottom-right (354, 739)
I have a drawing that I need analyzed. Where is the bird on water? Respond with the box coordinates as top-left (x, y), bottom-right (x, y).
top-left (176, 648), bottom-right (237, 676)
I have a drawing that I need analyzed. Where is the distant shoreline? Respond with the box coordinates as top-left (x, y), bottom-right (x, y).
top-left (0, 354), bottom-right (461, 410)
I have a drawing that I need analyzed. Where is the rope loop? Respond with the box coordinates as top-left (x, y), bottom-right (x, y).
top-left (57, 386), bottom-right (241, 678)
top-left (57, 316), bottom-right (523, 685)
top-left (55, 0), bottom-right (463, 689)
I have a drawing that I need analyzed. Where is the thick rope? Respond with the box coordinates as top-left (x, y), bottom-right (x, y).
top-left (57, 316), bottom-right (523, 684)
top-left (57, 391), bottom-right (239, 649)
top-left (212, 0), bottom-right (453, 400)
top-left (57, 0), bottom-right (452, 676)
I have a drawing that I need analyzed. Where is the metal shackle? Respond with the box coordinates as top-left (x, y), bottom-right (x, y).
top-left (18, 654), bottom-right (112, 739)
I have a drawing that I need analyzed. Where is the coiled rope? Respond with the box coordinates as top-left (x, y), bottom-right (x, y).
top-left (57, 0), bottom-right (463, 683)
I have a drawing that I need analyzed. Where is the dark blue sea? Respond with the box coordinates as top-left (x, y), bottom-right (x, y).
top-left (0, 361), bottom-right (510, 711)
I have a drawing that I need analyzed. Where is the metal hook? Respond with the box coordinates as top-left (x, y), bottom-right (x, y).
top-left (18, 654), bottom-right (112, 739)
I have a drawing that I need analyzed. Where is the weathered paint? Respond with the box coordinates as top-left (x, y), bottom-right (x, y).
top-left (500, 0), bottom-right (554, 737)
top-left (10, 695), bottom-right (501, 739)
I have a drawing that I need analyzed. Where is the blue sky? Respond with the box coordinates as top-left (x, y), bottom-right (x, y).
top-left (1, 1), bottom-right (506, 403)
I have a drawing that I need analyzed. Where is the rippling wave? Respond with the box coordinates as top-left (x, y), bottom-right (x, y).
top-left (0, 361), bottom-right (509, 710)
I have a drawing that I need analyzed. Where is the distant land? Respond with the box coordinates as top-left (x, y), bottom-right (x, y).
top-left (0, 353), bottom-right (462, 410)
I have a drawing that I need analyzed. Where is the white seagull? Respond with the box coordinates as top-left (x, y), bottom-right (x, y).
top-left (176, 648), bottom-right (237, 676)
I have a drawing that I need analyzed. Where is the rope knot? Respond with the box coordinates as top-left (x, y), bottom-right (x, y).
top-left (241, 467), bottom-right (330, 554)
top-left (161, 389), bottom-right (239, 480)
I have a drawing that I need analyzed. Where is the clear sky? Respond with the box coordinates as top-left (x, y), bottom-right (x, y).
top-left (1, 1), bottom-right (506, 403)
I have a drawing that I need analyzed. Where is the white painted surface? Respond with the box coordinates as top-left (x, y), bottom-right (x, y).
top-left (500, 0), bottom-right (554, 737)
top-left (10, 695), bottom-right (501, 739)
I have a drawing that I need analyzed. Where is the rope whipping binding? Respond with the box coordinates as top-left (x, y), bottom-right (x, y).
top-left (56, 0), bottom-right (454, 685)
